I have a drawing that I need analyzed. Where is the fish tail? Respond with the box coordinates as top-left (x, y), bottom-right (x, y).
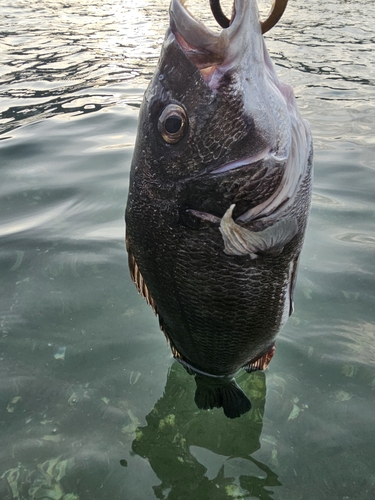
top-left (194, 375), bottom-right (251, 419)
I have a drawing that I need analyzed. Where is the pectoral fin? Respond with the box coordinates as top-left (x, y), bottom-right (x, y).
top-left (220, 204), bottom-right (298, 258)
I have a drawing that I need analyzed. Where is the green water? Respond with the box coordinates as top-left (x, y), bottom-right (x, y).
top-left (1, 0), bottom-right (374, 499)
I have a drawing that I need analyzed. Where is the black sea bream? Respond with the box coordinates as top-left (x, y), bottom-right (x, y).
top-left (125, 0), bottom-right (313, 418)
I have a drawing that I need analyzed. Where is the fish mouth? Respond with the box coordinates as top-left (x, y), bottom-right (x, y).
top-left (169, 0), bottom-right (256, 82)
top-left (169, 0), bottom-right (288, 86)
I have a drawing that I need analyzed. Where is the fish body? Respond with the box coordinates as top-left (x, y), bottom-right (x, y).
top-left (126, 0), bottom-right (312, 418)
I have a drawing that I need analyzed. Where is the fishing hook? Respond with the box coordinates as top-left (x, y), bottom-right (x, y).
top-left (209, 0), bottom-right (289, 34)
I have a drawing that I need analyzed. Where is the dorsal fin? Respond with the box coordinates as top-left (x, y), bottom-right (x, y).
top-left (126, 237), bottom-right (157, 313)
top-left (126, 236), bottom-right (194, 361)
top-left (126, 236), bottom-right (183, 354)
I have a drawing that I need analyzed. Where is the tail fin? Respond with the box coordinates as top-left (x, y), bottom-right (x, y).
top-left (194, 375), bottom-right (251, 419)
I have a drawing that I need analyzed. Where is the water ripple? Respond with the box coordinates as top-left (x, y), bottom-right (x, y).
top-left (335, 232), bottom-right (375, 246)
top-left (1, 0), bottom-right (374, 135)
top-left (0, 198), bottom-right (76, 238)
top-left (312, 192), bottom-right (343, 207)
top-left (0, 0), bottom-right (167, 134)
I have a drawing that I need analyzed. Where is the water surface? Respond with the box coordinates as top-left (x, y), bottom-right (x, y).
top-left (1, 1), bottom-right (374, 499)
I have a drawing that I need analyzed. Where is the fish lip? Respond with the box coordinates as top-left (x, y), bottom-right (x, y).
top-left (169, 0), bottom-right (256, 68)
top-left (170, 0), bottom-right (243, 40)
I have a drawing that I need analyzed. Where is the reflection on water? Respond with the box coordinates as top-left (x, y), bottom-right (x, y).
top-left (333, 320), bottom-right (375, 366)
top-left (132, 365), bottom-right (281, 499)
top-left (2, 0), bottom-right (375, 136)
top-left (0, 0), bottom-right (166, 135)
top-left (1, 0), bottom-right (375, 498)
top-left (335, 231), bottom-right (375, 246)
top-left (311, 192), bottom-right (343, 207)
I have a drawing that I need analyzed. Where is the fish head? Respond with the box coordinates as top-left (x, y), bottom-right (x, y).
top-left (131, 0), bottom-right (294, 205)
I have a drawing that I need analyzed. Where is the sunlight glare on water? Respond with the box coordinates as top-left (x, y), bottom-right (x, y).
top-left (0, 0), bottom-right (374, 499)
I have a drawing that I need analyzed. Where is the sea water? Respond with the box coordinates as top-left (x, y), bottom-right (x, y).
top-left (0, 1), bottom-right (374, 498)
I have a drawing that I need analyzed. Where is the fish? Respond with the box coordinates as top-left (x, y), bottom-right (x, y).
top-left (125, 0), bottom-right (313, 418)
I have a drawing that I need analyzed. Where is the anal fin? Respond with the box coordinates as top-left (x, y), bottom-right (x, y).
top-left (243, 345), bottom-right (276, 373)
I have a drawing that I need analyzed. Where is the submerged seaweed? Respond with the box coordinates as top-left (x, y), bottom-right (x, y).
top-left (1, 457), bottom-right (78, 500)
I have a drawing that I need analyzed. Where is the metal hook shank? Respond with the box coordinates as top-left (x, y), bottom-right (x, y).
top-left (209, 0), bottom-right (288, 34)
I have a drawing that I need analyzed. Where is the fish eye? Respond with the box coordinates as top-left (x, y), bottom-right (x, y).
top-left (158, 104), bottom-right (187, 144)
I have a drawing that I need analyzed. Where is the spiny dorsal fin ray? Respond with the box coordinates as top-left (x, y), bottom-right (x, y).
top-left (126, 237), bottom-right (182, 352)
top-left (126, 238), bottom-right (157, 313)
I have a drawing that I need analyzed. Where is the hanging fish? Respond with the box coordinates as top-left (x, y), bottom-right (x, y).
top-left (125, 0), bottom-right (312, 418)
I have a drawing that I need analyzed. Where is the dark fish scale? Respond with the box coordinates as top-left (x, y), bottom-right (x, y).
top-left (188, 89), bottom-right (258, 173)
top-left (127, 147), bottom-right (312, 374)
top-left (150, 223), bottom-right (282, 374)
